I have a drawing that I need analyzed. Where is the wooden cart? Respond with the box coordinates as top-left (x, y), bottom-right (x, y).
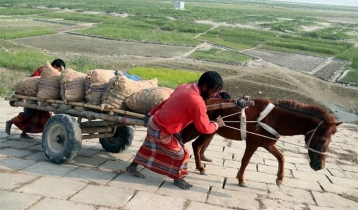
top-left (8, 94), bottom-right (147, 164)
top-left (7, 94), bottom-right (243, 164)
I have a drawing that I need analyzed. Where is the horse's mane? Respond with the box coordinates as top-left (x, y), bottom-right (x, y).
top-left (275, 99), bottom-right (337, 125)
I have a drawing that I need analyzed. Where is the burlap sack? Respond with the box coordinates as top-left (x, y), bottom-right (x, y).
top-left (101, 71), bottom-right (158, 110)
top-left (60, 68), bottom-right (86, 103)
top-left (124, 87), bottom-right (174, 114)
top-left (37, 62), bottom-right (61, 101)
top-left (15, 76), bottom-right (40, 97)
top-left (85, 69), bottom-right (115, 105)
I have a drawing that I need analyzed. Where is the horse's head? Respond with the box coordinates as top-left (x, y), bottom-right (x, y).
top-left (305, 120), bottom-right (342, 171)
top-left (275, 99), bottom-right (343, 172)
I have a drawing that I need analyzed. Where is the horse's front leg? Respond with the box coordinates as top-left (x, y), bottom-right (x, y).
top-left (192, 133), bottom-right (215, 175)
top-left (263, 144), bottom-right (285, 187)
top-left (199, 135), bottom-right (214, 162)
top-left (237, 144), bottom-right (258, 187)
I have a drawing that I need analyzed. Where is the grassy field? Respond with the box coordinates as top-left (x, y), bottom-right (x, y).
top-left (342, 70), bottom-right (358, 83)
top-left (77, 25), bottom-right (202, 46)
top-left (336, 48), bottom-right (358, 83)
top-left (0, 47), bottom-right (111, 95)
top-left (0, 50), bottom-right (54, 73)
top-left (0, 18), bottom-right (63, 39)
top-left (199, 27), bottom-right (275, 50)
top-left (127, 67), bottom-right (201, 88)
top-left (200, 27), bottom-right (354, 57)
top-left (0, 0), bottom-right (357, 91)
top-left (0, 48), bottom-right (54, 96)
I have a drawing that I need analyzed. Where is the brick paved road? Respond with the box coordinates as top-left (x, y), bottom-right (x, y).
top-left (0, 98), bottom-right (357, 210)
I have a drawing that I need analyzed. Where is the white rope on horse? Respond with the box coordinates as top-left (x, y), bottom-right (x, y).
top-left (223, 103), bottom-right (279, 140)
top-left (221, 103), bottom-right (327, 155)
top-left (224, 124), bottom-right (279, 141)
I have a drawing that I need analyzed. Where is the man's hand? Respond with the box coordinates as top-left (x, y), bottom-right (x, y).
top-left (143, 114), bottom-right (151, 123)
top-left (242, 95), bottom-right (250, 101)
top-left (236, 95), bottom-right (252, 108)
top-left (215, 115), bottom-right (225, 128)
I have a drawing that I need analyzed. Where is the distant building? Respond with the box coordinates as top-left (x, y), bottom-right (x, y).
top-left (174, 1), bottom-right (185, 10)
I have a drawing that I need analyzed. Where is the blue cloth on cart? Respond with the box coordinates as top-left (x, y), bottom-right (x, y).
top-left (122, 71), bottom-right (141, 81)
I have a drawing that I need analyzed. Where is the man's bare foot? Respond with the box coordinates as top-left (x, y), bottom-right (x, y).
top-left (126, 165), bottom-right (146, 178)
top-left (5, 121), bottom-right (12, 135)
top-left (200, 155), bottom-right (212, 162)
top-left (20, 133), bottom-right (34, 140)
top-left (174, 178), bottom-right (193, 190)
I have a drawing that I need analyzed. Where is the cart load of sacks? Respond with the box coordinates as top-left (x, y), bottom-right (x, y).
top-left (15, 61), bottom-right (174, 114)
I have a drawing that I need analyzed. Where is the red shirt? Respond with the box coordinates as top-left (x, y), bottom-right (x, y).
top-left (32, 66), bottom-right (43, 77)
top-left (152, 83), bottom-right (218, 135)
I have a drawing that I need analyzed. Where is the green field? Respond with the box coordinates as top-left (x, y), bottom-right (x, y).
top-left (0, 0), bottom-right (358, 92)
top-left (127, 67), bottom-right (201, 88)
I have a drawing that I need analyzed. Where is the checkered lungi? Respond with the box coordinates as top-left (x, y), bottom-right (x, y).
top-left (134, 117), bottom-right (190, 179)
top-left (11, 108), bottom-right (52, 133)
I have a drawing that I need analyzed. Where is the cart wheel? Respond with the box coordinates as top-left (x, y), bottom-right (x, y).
top-left (42, 114), bottom-right (82, 164)
top-left (99, 126), bottom-right (134, 153)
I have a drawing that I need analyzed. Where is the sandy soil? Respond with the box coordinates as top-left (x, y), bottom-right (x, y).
top-left (5, 24), bottom-right (358, 123)
top-left (13, 33), bottom-right (195, 58)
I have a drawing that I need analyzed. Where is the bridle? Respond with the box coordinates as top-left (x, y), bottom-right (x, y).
top-left (305, 120), bottom-right (327, 155)
top-left (222, 103), bottom-right (328, 155)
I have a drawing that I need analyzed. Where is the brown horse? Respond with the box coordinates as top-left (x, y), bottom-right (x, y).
top-left (181, 98), bottom-right (342, 187)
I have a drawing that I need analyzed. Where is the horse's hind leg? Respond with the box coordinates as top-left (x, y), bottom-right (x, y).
top-left (192, 133), bottom-right (215, 175)
top-left (237, 144), bottom-right (258, 187)
top-left (263, 144), bottom-right (285, 187)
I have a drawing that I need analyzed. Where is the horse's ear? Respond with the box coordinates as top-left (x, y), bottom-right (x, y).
top-left (333, 122), bottom-right (343, 127)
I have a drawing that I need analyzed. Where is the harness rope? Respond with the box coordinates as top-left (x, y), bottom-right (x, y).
top-left (221, 103), bottom-right (327, 155)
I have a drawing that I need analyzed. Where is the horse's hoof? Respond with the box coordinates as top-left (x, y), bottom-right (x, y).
top-left (239, 182), bottom-right (248, 187)
top-left (199, 170), bottom-right (206, 175)
top-left (276, 180), bottom-right (283, 188)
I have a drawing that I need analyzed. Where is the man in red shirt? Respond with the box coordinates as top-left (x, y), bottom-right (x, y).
top-left (126, 71), bottom-right (225, 190)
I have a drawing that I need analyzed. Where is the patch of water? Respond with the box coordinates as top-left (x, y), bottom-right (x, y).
top-left (329, 104), bottom-right (358, 123)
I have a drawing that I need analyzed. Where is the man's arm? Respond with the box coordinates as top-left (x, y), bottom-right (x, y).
top-left (189, 100), bottom-right (218, 134)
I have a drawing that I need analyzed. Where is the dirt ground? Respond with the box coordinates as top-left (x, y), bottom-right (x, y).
top-left (130, 57), bottom-right (358, 111)
top-left (6, 31), bottom-right (358, 123)
top-left (50, 48), bottom-right (358, 121)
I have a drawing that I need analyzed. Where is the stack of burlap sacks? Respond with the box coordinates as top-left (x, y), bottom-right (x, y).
top-left (15, 62), bottom-right (174, 114)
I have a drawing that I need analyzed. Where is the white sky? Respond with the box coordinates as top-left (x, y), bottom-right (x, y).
top-left (273, 0), bottom-right (358, 6)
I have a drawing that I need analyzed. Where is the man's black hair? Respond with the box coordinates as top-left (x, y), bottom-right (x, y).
top-left (198, 71), bottom-right (223, 90)
top-left (51, 59), bottom-right (66, 68)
